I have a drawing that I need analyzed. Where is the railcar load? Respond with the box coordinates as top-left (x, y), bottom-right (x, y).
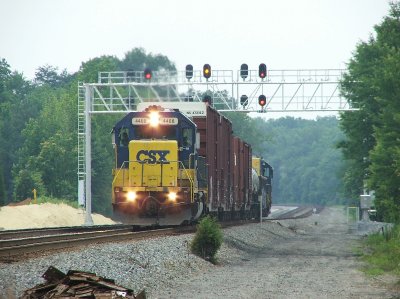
top-left (111, 102), bottom-right (273, 225)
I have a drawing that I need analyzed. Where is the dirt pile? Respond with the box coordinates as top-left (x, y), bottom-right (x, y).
top-left (0, 203), bottom-right (116, 230)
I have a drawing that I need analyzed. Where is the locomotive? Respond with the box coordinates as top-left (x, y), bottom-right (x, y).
top-left (111, 102), bottom-right (273, 225)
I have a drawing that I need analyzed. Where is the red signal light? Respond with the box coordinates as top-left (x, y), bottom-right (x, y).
top-left (144, 68), bottom-right (152, 80)
top-left (258, 95), bottom-right (267, 107)
top-left (259, 63), bottom-right (267, 79)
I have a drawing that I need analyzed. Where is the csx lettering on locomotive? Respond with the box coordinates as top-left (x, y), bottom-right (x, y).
top-left (136, 150), bottom-right (170, 164)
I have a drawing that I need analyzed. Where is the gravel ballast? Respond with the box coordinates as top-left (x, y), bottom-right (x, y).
top-left (0, 207), bottom-right (398, 298)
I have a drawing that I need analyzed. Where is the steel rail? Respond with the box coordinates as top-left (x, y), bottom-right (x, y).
top-left (0, 206), bottom-right (318, 259)
top-left (0, 224), bottom-right (132, 240)
top-left (0, 227), bottom-right (192, 259)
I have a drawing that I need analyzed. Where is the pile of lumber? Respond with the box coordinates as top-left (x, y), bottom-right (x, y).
top-left (21, 266), bottom-right (146, 298)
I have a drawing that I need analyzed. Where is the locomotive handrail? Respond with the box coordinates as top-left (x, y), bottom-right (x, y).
top-left (112, 160), bottom-right (195, 203)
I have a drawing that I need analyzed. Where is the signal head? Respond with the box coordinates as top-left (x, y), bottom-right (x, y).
top-left (258, 94), bottom-right (267, 107)
top-left (144, 68), bottom-right (152, 80)
top-left (203, 64), bottom-right (211, 79)
top-left (258, 63), bottom-right (267, 79)
top-left (185, 64), bottom-right (193, 80)
top-left (240, 95), bottom-right (248, 107)
top-left (240, 64), bottom-right (248, 80)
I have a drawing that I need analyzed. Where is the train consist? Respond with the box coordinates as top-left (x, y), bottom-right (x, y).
top-left (111, 102), bottom-right (273, 225)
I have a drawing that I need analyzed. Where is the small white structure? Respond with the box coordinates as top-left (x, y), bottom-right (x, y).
top-left (360, 194), bottom-right (374, 221)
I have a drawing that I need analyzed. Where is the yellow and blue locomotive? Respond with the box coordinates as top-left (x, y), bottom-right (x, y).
top-left (252, 157), bottom-right (273, 217)
top-left (112, 103), bottom-right (273, 225)
top-left (111, 105), bottom-right (203, 225)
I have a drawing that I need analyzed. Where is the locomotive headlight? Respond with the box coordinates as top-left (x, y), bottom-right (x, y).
top-left (149, 111), bottom-right (160, 127)
top-left (168, 192), bottom-right (177, 201)
top-left (127, 191), bottom-right (137, 201)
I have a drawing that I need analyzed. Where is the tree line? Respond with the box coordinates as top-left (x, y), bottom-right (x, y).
top-left (338, 3), bottom-right (400, 222)
top-left (224, 112), bottom-right (345, 206)
top-left (0, 48), bottom-right (175, 215)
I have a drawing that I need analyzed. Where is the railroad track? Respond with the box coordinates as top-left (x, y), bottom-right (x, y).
top-left (266, 206), bottom-right (316, 220)
top-left (0, 206), bottom-right (317, 260)
top-left (0, 224), bottom-right (131, 240)
top-left (0, 225), bottom-right (194, 260)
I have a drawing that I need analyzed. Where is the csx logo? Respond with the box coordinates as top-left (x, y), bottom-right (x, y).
top-left (136, 150), bottom-right (170, 164)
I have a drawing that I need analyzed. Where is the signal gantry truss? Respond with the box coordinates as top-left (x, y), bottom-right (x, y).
top-left (80, 68), bottom-right (354, 114)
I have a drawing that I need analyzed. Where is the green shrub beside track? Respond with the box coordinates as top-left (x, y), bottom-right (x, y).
top-left (191, 216), bottom-right (223, 264)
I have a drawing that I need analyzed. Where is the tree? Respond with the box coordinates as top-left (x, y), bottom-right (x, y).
top-left (120, 48), bottom-right (176, 72)
top-left (0, 161), bottom-right (6, 206)
top-left (12, 84), bottom-right (77, 201)
top-left (224, 112), bottom-right (344, 206)
top-left (77, 55), bottom-right (120, 82)
top-left (34, 65), bottom-right (73, 87)
top-left (13, 169), bottom-right (45, 201)
top-left (339, 3), bottom-right (400, 221)
top-left (0, 58), bottom-right (33, 203)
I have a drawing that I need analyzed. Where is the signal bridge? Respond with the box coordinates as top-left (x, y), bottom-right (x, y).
top-left (81, 68), bottom-right (354, 114)
top-left (77, 68), bottom-right (355, 225)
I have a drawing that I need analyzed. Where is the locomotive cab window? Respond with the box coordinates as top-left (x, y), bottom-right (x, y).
top-left (119, 128), bottom-right (129, 147)
top-left (182, 128), bottom-right (193, 147)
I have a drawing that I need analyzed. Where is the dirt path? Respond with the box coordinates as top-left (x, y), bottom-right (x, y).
top-left (151, 207), bottom-right (398, 299)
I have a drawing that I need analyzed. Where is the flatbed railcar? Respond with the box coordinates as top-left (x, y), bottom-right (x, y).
top-left (111, 102), bottom-right (272, 225)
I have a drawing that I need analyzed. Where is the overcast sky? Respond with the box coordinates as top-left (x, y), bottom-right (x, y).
top-left (0, 0), bottom-right (390, 80)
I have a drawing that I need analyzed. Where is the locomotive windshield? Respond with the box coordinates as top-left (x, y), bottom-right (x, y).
top-left (133, 125), bottom-right (177, 140)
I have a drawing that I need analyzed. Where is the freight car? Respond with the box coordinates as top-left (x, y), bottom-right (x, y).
top-left (111, 102), bottom-right (272, 225)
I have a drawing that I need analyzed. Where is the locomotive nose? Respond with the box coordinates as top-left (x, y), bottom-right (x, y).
top-left (142, 196), bottom-right (160, 216)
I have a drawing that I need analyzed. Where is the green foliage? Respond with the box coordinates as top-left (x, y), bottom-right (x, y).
top-left (226, 113), bottom-right (345, 206)
top-left (0, 59), bottom-right (35, 203)
top-left (13, 169), bottom-right (45, 201)
top-left (0, 49), bottom-right (176, 214)
top-left (0, 162), bottom-right (6, 206)
top-left (191, 216), bottom-right (223, 264)
top-left (362, 225), bottom-right (400, 276)
top-left (77, 55), bottom-right (120, 82)
top-left (34, 65), bottom-right (73, 87)
top-left (120, 48), bottom-right (176, 72)
top-left (339, 3), bottom-right (400, 221)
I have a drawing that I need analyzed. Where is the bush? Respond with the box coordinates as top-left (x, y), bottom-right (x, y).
top-left (191, 216), bottom-right (223, 264)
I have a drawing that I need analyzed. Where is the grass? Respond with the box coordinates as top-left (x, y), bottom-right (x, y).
top-left (362, 224), bottom-right (400, 277)
top-left (33, 196), bottom-right (80, 209)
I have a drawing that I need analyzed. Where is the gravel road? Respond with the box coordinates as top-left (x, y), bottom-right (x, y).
top-left (153, 207), bottom-right (398, 299)
top-left (0, 207), bottom-right (398, 298)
